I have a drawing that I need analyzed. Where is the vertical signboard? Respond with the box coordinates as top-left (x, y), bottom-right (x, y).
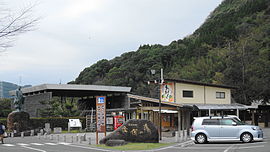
top-left (161, 83), bottom-right (174, 102)
top-left (96, 96), bottom-right (106, 144)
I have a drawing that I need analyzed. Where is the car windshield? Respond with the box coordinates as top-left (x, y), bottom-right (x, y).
top-left (232, 117), bottom-right (246, 125)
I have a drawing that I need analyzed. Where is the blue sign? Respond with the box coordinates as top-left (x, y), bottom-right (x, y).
top-left (98, 97), bottom-right (105, 103)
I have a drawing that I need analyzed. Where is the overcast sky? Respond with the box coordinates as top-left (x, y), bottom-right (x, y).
top-left (0, 0), bottom-right (222, 86)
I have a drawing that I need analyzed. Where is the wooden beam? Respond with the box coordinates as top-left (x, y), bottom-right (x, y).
top-left (141, 106), bottom-right (177, 111)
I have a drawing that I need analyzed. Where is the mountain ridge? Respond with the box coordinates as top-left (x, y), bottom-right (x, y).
top-left (71, 0), bottom-right (270, 104)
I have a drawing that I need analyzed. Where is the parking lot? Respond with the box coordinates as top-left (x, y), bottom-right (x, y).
top-left (157, 128), bottom-right (270, 152)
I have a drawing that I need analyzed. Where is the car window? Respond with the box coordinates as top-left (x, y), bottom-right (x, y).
top-left (231, 117), bottom-right (246, 125)
top-left (202, 119), bottom-right (219, 125)
top-left (220, 119), bottom-right (234, 125)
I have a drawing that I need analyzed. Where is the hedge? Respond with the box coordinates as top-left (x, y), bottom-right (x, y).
top-left (0, 117), bottom-right (87, 130)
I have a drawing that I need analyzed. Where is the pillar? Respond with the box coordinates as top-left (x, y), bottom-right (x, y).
top-left (236, 109), bottom-right (239, 118)
top-left (177, 110), bottom-right (182, 142)
top-left (251, 110), bottom-right (255, 125)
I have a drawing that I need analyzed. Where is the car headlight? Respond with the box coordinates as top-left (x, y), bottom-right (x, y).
top-left (251, 127), bottom-right (260, 130)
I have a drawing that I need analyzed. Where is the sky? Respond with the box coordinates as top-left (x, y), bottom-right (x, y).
top-left (0, 0), bottom-right (223, 86)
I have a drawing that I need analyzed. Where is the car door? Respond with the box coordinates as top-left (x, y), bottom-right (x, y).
top-left (201, 119), bottom-right (220, 139)
top-left (219, 118), bottom-right (239, 139)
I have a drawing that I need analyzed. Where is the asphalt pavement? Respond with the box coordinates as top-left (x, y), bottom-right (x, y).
top-left (1, 128), bottom-right (270, 152)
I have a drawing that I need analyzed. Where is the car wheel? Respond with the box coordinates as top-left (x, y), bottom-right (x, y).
top-left (241, 132), bottom-right (253, 143)
top-left (195, 133), bottom-right (207, 144)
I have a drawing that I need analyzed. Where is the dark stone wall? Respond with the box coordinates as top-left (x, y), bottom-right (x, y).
top-left (23, 92), bottom-right (52, 117)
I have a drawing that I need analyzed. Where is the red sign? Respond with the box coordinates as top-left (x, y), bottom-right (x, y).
top-left (113, 115), bottom-right (124, 130)
top-left (96, 96), bottom-right (106, 133)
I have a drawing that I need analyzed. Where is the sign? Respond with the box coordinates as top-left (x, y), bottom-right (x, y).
top-left (69, 119), bottom-right (82, 127)
top-left (106, 117), bottom-right (113, 125)
top-left (161, 83), bottom-right (174, 102)
top-left (98, 96), bottom-right (105, 103)
top-left (96, 96), bottom-right (106, 133)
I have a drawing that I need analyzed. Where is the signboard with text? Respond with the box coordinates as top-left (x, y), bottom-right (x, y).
top-left (96, 96), bottom-right (106, 133)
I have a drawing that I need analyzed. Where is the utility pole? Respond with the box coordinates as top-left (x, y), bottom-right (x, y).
top-left (148, 68), bottom-right (164, 140)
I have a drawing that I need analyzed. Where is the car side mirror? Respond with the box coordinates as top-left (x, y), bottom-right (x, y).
top-left (232, 122), bottom-right (237, 126)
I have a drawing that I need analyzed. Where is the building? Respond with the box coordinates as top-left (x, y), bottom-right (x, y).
top-left (127, 79), bottom-right (247, 131)
top-left (9, 84), bottom-right (132, 118)
top-left (163, 79), bottom-right (246, 117)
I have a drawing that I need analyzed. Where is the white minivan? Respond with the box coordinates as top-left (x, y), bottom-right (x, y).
top-left (191, 116), bottom-right (263, 144)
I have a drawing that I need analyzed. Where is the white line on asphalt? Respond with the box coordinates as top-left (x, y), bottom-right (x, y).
top-left (223, 144), bottom-right (235, 152)
top-left (58, 142), bottom-right (71, 145)
top-left (44, 143), bottom-right (57, 145)
top-left (65, 144), bottom-right (111, 152)
top-left (31, 143), bottom-right (44, 146)
top-left (2, 144), bottom-right (15, 147)
top-left (146, 140), bottom-right (194, 151)
top-left (21, 146), bottom-right (47, 152)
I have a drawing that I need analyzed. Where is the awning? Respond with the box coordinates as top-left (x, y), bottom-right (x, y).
top-left (185, 103), bottom-right (248, 110)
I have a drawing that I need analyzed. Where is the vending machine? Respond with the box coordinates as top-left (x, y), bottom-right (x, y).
top-left (113, 115), bottom-right (125, 130)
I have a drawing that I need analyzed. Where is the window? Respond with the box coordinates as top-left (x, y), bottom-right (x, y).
top-left (202, 119), bottom-right (219, 125)
top-left (216, 92), bottom-right (225, 99)
top-left (183, 90), bottom-right (193, 98)
top-left (220, 119), bottom-right (234, 125)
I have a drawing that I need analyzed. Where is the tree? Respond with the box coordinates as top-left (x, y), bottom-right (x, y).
top-left (0, 98), bottom-right (12, 117)
top-left (0, 3), bottom-right (39, 51)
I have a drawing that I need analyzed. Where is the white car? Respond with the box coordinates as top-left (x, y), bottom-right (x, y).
top-left (191, 116), bottom-right (263, 144)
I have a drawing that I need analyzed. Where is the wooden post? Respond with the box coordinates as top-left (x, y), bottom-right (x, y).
top-left (251, 110), bottom-right (255, 125)
top-left (178, 109), bottom-right (181, 142)
top-left (186, 110), bottom-right (190, 136)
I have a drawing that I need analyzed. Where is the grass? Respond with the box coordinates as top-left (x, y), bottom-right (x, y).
top-left (95, 142), bottom-right (173, 151)
top-left (60, 130), bottom-right (85, 133)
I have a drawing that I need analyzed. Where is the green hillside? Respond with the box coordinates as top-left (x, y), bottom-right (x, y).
top-left (71, 0), bottom-right (270, 105)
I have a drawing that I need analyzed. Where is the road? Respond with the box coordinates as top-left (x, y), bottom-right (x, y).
top-left (1, 128), bottom-right (270, 152)
top-left (0, 137), bottom-right (110, 152)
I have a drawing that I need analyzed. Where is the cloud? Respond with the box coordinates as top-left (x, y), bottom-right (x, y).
top-left (0, 0), bottom-right (223, 85)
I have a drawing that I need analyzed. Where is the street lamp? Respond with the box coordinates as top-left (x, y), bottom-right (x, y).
top-left (148, 68), bottom-right (164, 140)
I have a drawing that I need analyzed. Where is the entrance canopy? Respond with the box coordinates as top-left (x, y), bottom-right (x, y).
top-left (187, 103), bottom-right (248, 110)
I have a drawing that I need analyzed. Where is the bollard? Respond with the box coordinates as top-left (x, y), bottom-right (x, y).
top-left (11, 133), bottom-right (14, 138)
top-left (175, 131), bottom-right (179, 142)
top-left (88, 137), bottom-right (91, 145)
top-left (76, 134), bottom-right (79, 142)
top-left (21, 132), bottom-right (24, 138)
top-left (30, 130), bottom-right (34, 136)
top-left (64, 135), bottom-right (66, 142)
top-left (44, 133), bottom-right (47, 139)
top-left (179, 131), bottom-right (183, 142)
top-left (71, 136), bottom-right (73, 143)
top-left (57, 135), bottom-right (60, 142)
top-left (50, 134), bottom-right (53, 140)
top-left (184, 130), bottom-right (187, 141)
top-left (82, 133), bottom-right (86, 141)
top-left (79, 135), bottom-right (82, 143)
top-left (40, 129), bottom-right (44, 135)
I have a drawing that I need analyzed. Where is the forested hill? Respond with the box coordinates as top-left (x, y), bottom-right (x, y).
top-left (70, 0), bottom-right (270, 105)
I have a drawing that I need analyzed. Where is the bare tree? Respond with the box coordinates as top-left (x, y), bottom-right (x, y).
top-left (0, 3), bottom-right (39, 51)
